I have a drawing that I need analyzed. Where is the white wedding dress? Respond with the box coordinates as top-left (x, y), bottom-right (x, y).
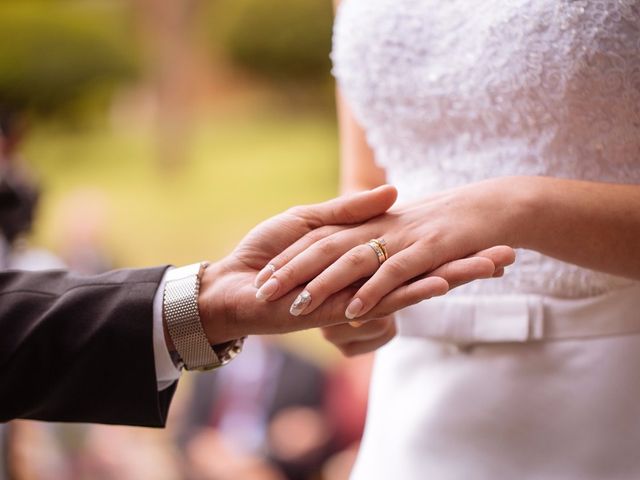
top-left (332, 1), bottom-right (640, 478)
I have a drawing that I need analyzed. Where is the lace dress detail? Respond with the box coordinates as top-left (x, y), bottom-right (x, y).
top-left (331, 0), bottom-right (640, 298)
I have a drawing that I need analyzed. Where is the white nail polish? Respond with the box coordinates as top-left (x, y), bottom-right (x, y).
top-left (290, 290), bottom-right (312, 316)
top-left (345, 298), bottom-right (363, 320)
top-left (256, 278), bottom-right (279, 301)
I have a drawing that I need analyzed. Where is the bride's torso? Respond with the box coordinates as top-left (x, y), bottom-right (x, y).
top-left (333, 4), bottom-right (640, 478)
top-left (332, 0), bottom-right (640, 298)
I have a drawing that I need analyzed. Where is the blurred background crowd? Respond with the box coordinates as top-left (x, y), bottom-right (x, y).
top-left (0, 0), bottom-right (374, 479)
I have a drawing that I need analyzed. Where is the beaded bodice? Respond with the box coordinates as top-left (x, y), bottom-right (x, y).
top-left (332, 0), bottom-right (640, 298)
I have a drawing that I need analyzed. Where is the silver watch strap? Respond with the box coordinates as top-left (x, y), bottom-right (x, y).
top-left (163, 262), bottom-right (221, 371)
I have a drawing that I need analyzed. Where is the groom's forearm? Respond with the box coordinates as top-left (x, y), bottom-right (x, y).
top-left (0, 186), bottom-right (402, 426)
top-left (0, 267), bottom-right (176, 426)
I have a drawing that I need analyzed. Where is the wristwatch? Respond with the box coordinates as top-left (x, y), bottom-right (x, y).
top-left (163, 262), bottom-right (245, 371)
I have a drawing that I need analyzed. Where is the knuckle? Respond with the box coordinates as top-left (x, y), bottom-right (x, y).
top-left (274, 264), bottom-right (295, 285)
top-left (316, 237), bottom-right (337, 256)
top-left (338, 204), bottom-right (357, 224)
top-left (382, 258), bottom-right (409, 278)
top-left (413, 239), bottom-right (437, 269)
top-left (303, 230), bottom-right (321, 244)
top-left (413, 238), bottom-right (433, 253)
top-left (279, 210), bottom-right (309, 234)
top-left (285, 205), bottom-right (303, 217)
top-left (394, 284), bottom-right (417, 306)
top-left (343, 249), bottom-right (366, 269)
top-left (433, 262), bottom-right (452, 279)
top-left (306, 227), bottom-right (330, 244)
top-left (401, 287), bottom-right (416, 305)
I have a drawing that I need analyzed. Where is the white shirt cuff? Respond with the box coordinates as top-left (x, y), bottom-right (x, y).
top-left (152, 267), bottom-right (182, 390)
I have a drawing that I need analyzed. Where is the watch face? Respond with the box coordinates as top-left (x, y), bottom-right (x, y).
top-left (206, 338), bottom-right (246, 370)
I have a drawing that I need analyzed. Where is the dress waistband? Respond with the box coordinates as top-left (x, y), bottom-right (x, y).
top-left (396, 284), bottom-right (640, 345)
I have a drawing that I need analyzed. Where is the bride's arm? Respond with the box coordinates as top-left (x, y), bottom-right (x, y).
top-left (256, 90), bottom-right (639, 321)
top-left (334, 0), bottom-right (385, 195)
top-left (260, 174), bottom-right (640, 322)
top-left (502, 177), bottom-right (640, 279)
top-left (336, 88), bottom-right (386, 194)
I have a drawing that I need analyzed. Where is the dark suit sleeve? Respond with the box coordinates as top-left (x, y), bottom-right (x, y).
top-left (0, 266), bottom-right (177, 427)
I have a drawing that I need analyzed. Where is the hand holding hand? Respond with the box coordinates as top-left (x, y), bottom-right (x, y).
top-left (195, 186), bottom-right (412, 344)
top-left (254, 179), bottom-right (518, 321)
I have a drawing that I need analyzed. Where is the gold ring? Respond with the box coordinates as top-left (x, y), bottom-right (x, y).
top-left (367, 238), bottom-right (388, 265)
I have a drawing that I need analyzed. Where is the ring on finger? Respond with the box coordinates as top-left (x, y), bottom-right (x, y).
top-left (366, 238), bottom-right (388, 266)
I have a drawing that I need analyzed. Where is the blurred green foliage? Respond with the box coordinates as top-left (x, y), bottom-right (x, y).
top-left (25, 112), bottom-right (339, 268)
top-left (205, 0), bottom-right (334, 82)
top-left (0, 1), bottom-right (138, 116)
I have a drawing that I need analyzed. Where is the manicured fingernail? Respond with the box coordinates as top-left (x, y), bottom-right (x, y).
top-left (345, 298), bottom-right (363, 320)
top-left (349, 321), bottom-right (364, 328)
top-left (290, 290), bottom-right (312, 316)
top-left (256, 278), bottom-right (279, 301)
top-left (254, 263), bottom-right (276, 288)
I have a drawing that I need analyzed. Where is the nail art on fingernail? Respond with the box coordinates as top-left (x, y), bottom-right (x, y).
top-left (256, 277), bottom-right (279, 301)
top-left (345, 298), bottom-right (363, 320)
top-left (254, 263), bottom-right (276, 288)
top-left (290, 290), bottom-right (312, 316)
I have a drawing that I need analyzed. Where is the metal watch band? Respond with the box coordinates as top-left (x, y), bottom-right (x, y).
top-left (163, 262), bottom-right (222, 371)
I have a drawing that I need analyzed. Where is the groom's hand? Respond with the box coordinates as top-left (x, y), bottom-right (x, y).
top-left (195, 186), bottom-right (399, 344)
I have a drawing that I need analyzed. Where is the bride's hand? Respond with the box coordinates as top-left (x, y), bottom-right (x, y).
top-left (254, 179), bottom-right (519, 320)
top-left (320, 246), bottom-right (513, 356)
top-left (233, 185), bottom-right (397, 270)
top-left (197, 185), bottom-right (405, 344)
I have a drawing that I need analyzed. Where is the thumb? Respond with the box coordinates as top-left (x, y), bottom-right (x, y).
top-left (299, 185), bottom-right (398, 227)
